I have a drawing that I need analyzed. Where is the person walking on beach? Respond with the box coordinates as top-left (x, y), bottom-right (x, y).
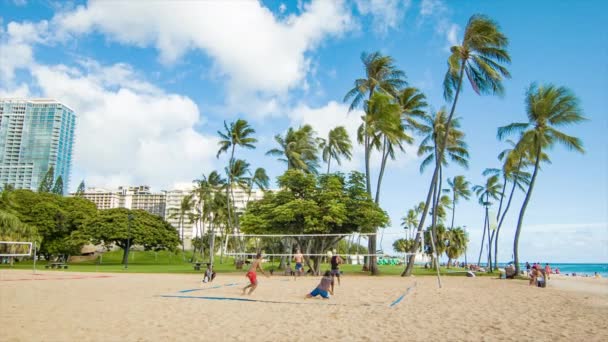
top-left (293, 249), bottom-right (304, 277)
top-left (525, 262), bottom-right (531, 275)
top-left (242, 253), bottom-right (268, 295)
top-left (328, 250), bottom-right (343, 293)
top-left (544, 263), bottom-right (552, 280)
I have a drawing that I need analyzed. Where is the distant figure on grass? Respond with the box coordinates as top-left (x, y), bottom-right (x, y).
top-left (203, 264), bottom-right (216, 283)
top-left (328, 250), bottom-right (343, 293)
top-left (305, 271), bottom-right (334, 299)
top-left (293, 249), bottom-right (304, 277)
top-left (242, 253), bottom-right (268, 295)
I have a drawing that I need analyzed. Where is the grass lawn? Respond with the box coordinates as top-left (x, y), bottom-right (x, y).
top-left (0, 250), bottom-right (500, 277)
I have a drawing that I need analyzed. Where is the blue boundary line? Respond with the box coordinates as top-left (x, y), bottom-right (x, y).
top-left (159, 295), bottom-right (379, 307)
top-left (178, 282), bottom-right (242, 293)
top-left (389, 282), bottom-right (417, 307)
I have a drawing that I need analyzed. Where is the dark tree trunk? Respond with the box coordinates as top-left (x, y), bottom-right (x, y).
top-left (514, 145), bottom-right (542, 274)
top-left (402, 61), bottom-right (465, 277)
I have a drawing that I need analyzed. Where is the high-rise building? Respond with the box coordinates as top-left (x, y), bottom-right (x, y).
top-left (0, 99), bottom-right (76, 194)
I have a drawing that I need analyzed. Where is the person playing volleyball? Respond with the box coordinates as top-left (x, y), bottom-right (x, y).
top-left (328, 250), bottom-right (343, 294)
top-left (242, 253), bottom-right (268, 295)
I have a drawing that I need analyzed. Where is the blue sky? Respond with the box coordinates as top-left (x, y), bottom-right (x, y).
top-left (1, 0), bottom-right (606, 263)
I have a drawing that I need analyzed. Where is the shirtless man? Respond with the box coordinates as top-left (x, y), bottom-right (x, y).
top-left (242, 253), bottom-right (268, 295)
top-left (293, 249), bottom-right (304, 277)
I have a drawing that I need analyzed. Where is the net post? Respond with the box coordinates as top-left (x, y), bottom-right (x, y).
top-left (33, 241), bottom-right (37, 275)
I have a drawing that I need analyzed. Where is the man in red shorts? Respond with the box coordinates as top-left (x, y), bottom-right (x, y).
top-left (242, 253), bottom-right (268, 295)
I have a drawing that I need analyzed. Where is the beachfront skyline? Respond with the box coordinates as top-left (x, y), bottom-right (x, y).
top-left (1, 0), bottom-right (606, 263)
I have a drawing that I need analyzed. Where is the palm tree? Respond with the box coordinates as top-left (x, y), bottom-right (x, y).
top-left (267, 125), bottom-right (320, 173)
top-left (170, 194), bottom-right (195, 254)
top-left (319, 126), bottom-right (353, 174)
top-left (472, 175), bottom-right (501, 271)
top-left (217, 119), bottom-right (257, 231)
top-left (246, 168), bottom-right (270, 203)
top-left (498, 83), bottom-right (585, 274)
top-left (483, 142), bottom-right (535, 268)
top-left (0, 210), bottom-right (39, 265)
top-left (225, 159), bottom-right (251, 227)
top-left (445, 227), bottom-right (468, 268)
top-left (444, 176), bottom-right (471, 230)
top-left (403, 14), bottom-right (510, 276)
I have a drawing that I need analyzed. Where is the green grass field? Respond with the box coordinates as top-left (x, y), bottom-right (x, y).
top-left (0, 250), bottom-right (499, 277)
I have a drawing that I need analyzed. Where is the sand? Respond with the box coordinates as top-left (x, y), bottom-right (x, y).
top-left (1, 270), bottom-right (607, 342)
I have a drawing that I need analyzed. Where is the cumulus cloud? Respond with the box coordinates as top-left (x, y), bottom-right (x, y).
top-left (0, 20), bottom-right (48, 85)
top-left (418, 0), bottom-right (459, 50)
top-left (0, 21), bottom-right (218, 191)
top-left (51, 0), bottom-right (354, 116)
top-left (355, 0), bottom-right (411, 35)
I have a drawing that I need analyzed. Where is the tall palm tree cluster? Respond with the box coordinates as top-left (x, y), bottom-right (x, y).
top-left (166, 14), bottom-right (586, 276)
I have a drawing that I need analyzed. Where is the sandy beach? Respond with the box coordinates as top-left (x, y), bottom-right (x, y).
top-left (1, 270), bottom-right (607, 342)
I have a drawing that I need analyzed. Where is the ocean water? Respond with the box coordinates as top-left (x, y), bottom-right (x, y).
top-left (494, 263), bottom-right (608, 277)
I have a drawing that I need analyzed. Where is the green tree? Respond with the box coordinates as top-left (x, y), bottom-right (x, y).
top-left (75, 180), bottom-right (86, 197)
top-left (216, 119), bottom-right (257, 241)
top-left (267, 125), bottom-right (320, 173)
top-left (344, 53), bottom-right (408, 275)
top-left (83, 208), bottom-right (179, 265)
top-left (169, 194), bottom-right (195, 254)
top-left (240, 170), bottom-right (388, 273)
top-left (38, 166), bottom-right (55, 193)
top-left (444, 176), bottom-right (471, 230)
top-left (404, 15), bottom-right (510, 276)
top-left (498, 83), bottom-right (585, 274)
top-left (445, 227), bottom-right (468, 268)
top-left (472, 175), bottom-right (501, 270)
top-left (51, 176), bottom-right (64, 196)
top-left (483, 142), bottom-right (533, 269)
top-left (319, 126), bottom-right (353, 174)
top-left (0, 210), bottom-right (40, 264)
top-left (246, 167), bottom-right (270, 202)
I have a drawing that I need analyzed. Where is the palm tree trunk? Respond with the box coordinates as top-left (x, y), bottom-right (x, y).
top-left (402, 62), bottom-right (465, 277)
top-left (477, 209), bottom-right (487, 266)
top-left (450, 192), bottom-right (456, 230)
top-left (326, 156), bottom-right (331, 174)
top-left (494, 181), bottom-right (518, 269)
top-left (375, 137), bottom-right (389, 204)
top-left (513, 145), bottom-right (542, 274)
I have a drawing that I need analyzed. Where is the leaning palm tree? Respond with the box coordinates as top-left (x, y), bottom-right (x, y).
top-left (403, 14), bottom-right (510, 276)
top-left (246, 167), bottom-right (269, 203)
top-left (472, 175), bottom-right (501, 270)
top-left (169, 194), bottom-right (194, 254)
top-left (498, 83), bottom-right (585, 274)
top-left (344, 52), bottom-right (408, 275)
top-left (444, 175), bottom-right (471, 231)
top-left (483, 142), bottom-right (536, 269)
top-left (319, 126), bottom-right (353, 174)
top-left (217, 119), bottom-right (257, 237)
top-left (267, 125), bottom-right (320, 173)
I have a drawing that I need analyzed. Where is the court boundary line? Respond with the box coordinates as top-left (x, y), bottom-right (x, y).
top-left (159, 294), bottom-right (382, 307)
top-left (389, 281), bottom-right (417, 307)
top-left (0, 275), bottom-right (114, 282)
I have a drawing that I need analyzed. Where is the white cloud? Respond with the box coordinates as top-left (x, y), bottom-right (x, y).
top-left (355, 0), bottom-right (411, 35)
top-left (279, 3), bottom-right (287, 14)
top-left (26, 63), bottom-right (218, 190)
top-left (0, 20), bottom-right (219, 191)
top-left (418, 0), bottom-right (459, 50)
top-left (0, 20), bottom-right (48, 85)
top-left (12, 0), bottom-right (27, 6)
top-left (51, 0), bottom-right (354, 117)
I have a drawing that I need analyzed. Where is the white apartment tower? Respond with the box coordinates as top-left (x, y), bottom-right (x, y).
top-left (0, 99), bottom-right (76, 193)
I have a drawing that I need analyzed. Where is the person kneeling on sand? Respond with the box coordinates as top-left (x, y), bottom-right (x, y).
top-left (306, 271), bottom-right (334, 299)
top-left (203, 264), bottom-right (216, 283)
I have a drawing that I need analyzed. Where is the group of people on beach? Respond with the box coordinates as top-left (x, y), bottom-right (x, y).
top-left (240, 249), bottom-right (344, 299)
